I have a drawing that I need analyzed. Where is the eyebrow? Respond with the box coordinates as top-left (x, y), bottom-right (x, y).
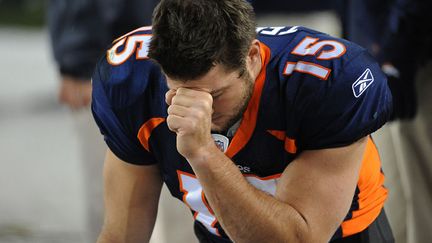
top-left (210, 86), bottom-right (228, 96)
top-left (166, 81), bottom-right (228, 96)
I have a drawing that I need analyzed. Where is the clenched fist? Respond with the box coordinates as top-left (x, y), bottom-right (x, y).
top-left (166, 88), bottom-right (217, 161)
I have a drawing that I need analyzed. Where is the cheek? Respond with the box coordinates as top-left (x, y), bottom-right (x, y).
top-left (213, 95), bottom-right (239, 114)
top-left (212, 81), bottom-right (249, 115)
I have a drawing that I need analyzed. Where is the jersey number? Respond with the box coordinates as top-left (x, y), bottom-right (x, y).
top-left (107, 34), bottom-right (152, 65)
top-left (284, 36), bottom-right (346, 80)
top-left (177, 170), bottom-right (280, 236)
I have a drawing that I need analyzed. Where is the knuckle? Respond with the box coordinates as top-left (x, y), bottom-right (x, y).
top-left (176, 87), bottom-right (186, 95)
top-left (194, 109), bottom-right (204, 119)
top-left (204, 95), bottom-right (213, 108)
top-left (171, 95), bottom-right (179, 105)
top-left (165, 93), bottom-right (171, 105)
top-left (167, 105), bottom-right (174, 114)
top-left (166, 115), bottom-right (176, 130)
top-left (166, 115), bottom-right (173, 124)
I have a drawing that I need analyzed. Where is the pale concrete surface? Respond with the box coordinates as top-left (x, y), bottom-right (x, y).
top-left (0, 28), bottom-right (86, 242)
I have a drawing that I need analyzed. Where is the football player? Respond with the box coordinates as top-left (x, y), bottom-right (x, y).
top-left (92, 0), bottom-right (394, 242)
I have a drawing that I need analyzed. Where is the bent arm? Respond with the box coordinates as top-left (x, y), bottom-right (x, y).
top-left (97, 148), bottom-right (163, 243)
top-left (189, 137), bottom-right (367, 243)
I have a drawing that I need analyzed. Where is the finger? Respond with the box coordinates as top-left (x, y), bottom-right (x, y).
top-left (58, 89), bottom-right (68, 104)
top-left (168, 105), bottom-right (209, 124)
top-left (178, 88), bottom-right (213, 110)
top-left (171, 94), bottom-right (198, 107)
top-left (80, 84), bottom-right (92, 107)
top-left (176, 87), bottom-right (212, 99)
top-left (69, 91), bottom-right (90, 110)
top-left (58, 81), bottom-right (70, 104)
top-left (172, 93), bottom-right (213, 112)
top-left (165, 89), bottom-right (176, 106)
top-left (167, 104), bottom-right (190, 117)
top-left (82, 92), bottom-right (92, 107)
top-left (77, 95), bottom-right (88, 108)
top-left (70, 94), bottom-right (82, 110)
top-left (166, 114), bottom-right (193, 134)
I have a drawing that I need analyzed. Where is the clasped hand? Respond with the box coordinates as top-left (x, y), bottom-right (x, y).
top-left (166, 88), bottom-right (217, 161)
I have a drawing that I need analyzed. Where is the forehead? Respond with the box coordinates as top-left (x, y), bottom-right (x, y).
top-left (165, 64), bottom-right (238, 91)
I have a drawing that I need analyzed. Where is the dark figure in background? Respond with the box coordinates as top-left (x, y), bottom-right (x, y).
top-left (378, 1), bottom-right (432, 242)
top-left (343, 0), bottom-right (432, 242)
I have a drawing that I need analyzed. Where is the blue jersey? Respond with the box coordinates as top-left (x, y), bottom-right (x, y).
top-left (92, 26), bottom-right (392, 241)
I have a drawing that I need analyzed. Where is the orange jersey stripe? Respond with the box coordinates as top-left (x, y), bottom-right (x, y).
top-left (267, 130), bottom-right (297, 154)
top-left (267, 130), bottom-right (285, 140)
top-left (226, 42), bottom-right (271, 158)
top-left (284, 137), bottom-right (297, 154)
top-left (341, 137), bottom-right (388, 237)
top-left (137, 117), bottom-right (166, 152)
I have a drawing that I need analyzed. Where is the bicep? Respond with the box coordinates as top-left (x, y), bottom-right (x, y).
top-left (275, 137), bottom-right (367, 242)
top-left (101, 148), bottom-right (163, 242)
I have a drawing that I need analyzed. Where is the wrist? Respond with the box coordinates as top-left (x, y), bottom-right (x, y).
top-left (186, 141), bottom-right (223, 169)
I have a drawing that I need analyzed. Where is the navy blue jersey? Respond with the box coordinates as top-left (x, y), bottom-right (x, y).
top-left (92, 26), bottom-right (392, 241)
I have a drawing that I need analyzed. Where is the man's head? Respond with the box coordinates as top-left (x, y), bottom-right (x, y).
top-left (149, 0), bottom-right (260, 133)
top-left (148, 0), bottom-right (256, 81)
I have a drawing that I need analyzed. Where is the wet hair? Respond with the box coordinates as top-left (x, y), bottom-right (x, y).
top-left (148, 0), bottom-right (256, 81)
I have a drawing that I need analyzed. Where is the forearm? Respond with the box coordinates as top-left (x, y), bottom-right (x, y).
top-left (97, 208), bottom-right (155, 243)
top-left (99, 151), bottom-right (162, 243)
top-left (188, 147), bottom-right (310, 243)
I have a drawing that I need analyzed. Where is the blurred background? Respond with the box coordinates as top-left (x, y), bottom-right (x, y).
top-left (0, 0), bottom-right (86, 242)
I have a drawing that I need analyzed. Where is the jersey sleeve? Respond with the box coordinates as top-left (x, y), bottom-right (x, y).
top-left (293, 50), bottom-right (393, 150)
top-left (91, 57), bottom-right (163, 165)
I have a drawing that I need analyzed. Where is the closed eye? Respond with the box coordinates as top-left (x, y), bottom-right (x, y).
top-left (212, 93), bottom-right (223, 100)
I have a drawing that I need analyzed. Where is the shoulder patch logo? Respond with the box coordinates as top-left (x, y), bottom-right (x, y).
top-left (352, 68), bottom-right (374, 98)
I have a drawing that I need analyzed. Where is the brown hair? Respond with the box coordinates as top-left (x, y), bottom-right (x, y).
top-left (148, 0), bottom-right (256, 81)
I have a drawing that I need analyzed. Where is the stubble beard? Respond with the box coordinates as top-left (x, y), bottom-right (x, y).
top-left (212, 73), bottom-right (254, 133)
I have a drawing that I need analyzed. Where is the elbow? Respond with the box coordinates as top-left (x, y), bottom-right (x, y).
top-left (292, 221), bottom-right (331, 243)
top-left (279, 212), bottom-right (326, 243)
top-left (291, 216), bottom-right (314, 243)
top-left (291, 225), bottom-right (331, 243)
top-left (289, 228), bottom-right (327, 243)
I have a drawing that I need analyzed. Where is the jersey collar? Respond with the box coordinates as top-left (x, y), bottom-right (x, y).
top-left (225, 42), bottom-right (271, 158)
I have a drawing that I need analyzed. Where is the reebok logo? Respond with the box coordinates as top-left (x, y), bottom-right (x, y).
top-left (352, 68), bottom-right (374, 98)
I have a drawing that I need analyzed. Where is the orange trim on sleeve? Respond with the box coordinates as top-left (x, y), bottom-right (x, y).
top-left (341, 137), bottom-right (388, 237)
top-left (226, 42), bottom-right (271, 158)
top-left (137, 117), bottom-right (166, 152)
top-left (284, 138), bottom-right (297, 154)
top-left (267, 130), bottom-right (297, 154)
top-left (267, 130), bottom-right (285, 140)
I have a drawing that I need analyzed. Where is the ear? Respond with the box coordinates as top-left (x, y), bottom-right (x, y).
top-left (246, 39), bottom-right (261, 65)
top-left (246, 39), bottom-right (261, 76)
